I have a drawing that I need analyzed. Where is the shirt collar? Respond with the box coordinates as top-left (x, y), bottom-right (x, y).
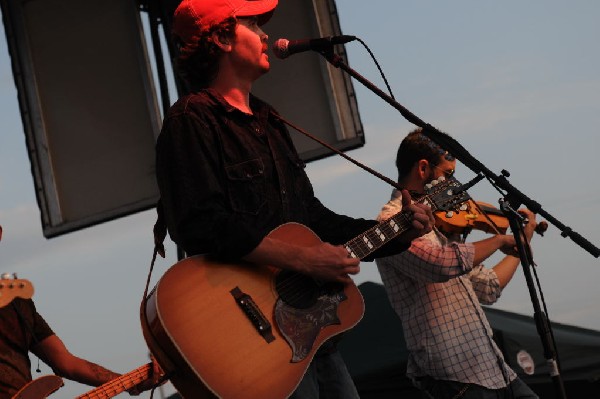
top-left (391, 188), bottom-right (425, 201)
top-left (203, 88), bottom-right (272, 123)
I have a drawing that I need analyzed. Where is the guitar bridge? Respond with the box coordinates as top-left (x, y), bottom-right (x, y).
top-left (230, 286), bottom-right (275, 343)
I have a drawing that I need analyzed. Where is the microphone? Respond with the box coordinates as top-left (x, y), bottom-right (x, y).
top-left (272, 35), bottom-right (356, 59)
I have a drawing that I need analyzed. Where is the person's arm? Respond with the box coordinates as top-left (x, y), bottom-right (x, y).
top-left (472, 234), bottom-right (516, 266)
top-left (469, 208), bottom-right (538, 304)
top-left (31, 335), bottom-right (119, 387)
top-left (491, 208), bottom-right (538, 289)
top-left (244, 236), bottom-right (361, 284)
top-left (31, 335), bottom-right (165, 395)
top-left (491, 255), bottom-right (521, 289)
top-left (375, 192), bottom-right (474, 283)
top-left (310, 189), bottom-right (433, 249)
top-left (244, 191), bottom-right (434, 284)
top-left (383, 235), bottom-right (475, 283)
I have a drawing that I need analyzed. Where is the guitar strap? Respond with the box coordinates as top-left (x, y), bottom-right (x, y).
top-left (141, 200), bottom-right (175, 394)
top-left (144, 200), bottom-right (167, 304)
top-left (152, 199), bottom-right (167, 259)
top-left (272, 112), bottom-right (403, 192)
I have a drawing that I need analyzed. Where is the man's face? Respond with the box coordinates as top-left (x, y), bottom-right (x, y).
top-left (426, 158), bottom-right (456, 184)
top-left (230, 16), bottom-right (270, 80)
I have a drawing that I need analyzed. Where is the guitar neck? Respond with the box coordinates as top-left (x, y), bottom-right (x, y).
top-left (344, 194), bottom-right (442, 260)
top-left (343, 211), bottom-right (411, 260)
top-left (75, 363), bottom-right (151, 399)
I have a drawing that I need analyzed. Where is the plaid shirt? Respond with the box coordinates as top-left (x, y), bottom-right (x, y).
top-left (375, 189), bottom-right (517, 389)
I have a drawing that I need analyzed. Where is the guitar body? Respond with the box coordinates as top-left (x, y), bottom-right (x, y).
top-left (142, 223), bottom-right (365, 399)
top-left (11, 375), bottom-right (63, 399)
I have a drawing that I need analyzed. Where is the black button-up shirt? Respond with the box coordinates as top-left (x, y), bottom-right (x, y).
top-left (156, 89), bottom-right (401, 260)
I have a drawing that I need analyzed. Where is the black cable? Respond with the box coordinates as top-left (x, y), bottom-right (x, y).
top-left (355, 37), bottom-right (395, 100)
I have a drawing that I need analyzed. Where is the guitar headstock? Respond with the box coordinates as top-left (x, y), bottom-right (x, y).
top-left (0, 273), bottom-right (34, 308)
top-left (423, 176), bottom-right (471, 213)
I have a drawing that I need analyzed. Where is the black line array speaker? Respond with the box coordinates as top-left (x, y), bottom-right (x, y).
top-left (0, 0), bottom-right (364, 238)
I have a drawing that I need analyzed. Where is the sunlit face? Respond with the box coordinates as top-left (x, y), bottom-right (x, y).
top-left (231, 17), bottom-right (270, 80)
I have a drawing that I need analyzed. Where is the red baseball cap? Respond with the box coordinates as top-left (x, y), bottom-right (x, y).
top-left (173, 0), bottom-right (279, 46)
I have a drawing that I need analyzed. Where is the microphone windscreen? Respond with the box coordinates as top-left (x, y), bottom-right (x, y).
top-left (272, 38), bottom-right (290, 59)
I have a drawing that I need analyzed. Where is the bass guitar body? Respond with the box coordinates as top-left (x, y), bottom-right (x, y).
top-left (11, 375), bottom-right (63, 399)
top-left (142, 223), bottom-right (364, 399)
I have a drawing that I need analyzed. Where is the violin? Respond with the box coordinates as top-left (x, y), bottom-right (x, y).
top-left (434, 199), bottom-right (548, 236)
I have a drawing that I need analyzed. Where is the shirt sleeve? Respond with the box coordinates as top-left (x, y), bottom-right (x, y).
top-left (468, 265), bottom-right (502, 305)
top-left (375, 194), bottom-right (475, 282)
top-left (308, 196), bottom-right (410, 261)
top-left (385, 235), bottom-right (475, 283)
top-left (31, 307), bottom-right (54, 344)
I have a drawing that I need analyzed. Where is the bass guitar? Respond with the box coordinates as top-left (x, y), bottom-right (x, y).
top-left (141, 176), bottom-right (469, 399)
top-left (11, 375), bottom-right (63, 399)
top-left (0, 275), bottom-right (34, 308)
top-left (11, 363), bottom-right (151, 399)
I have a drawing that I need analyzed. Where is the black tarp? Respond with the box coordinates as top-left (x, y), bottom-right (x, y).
top-left (338, 282), bottom-right (600, 399)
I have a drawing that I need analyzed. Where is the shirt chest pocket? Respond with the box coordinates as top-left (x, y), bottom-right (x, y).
top-left (225, 158), bottom-right (266, 215)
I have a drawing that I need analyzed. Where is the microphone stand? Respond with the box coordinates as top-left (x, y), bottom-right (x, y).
top-left (499, 198), bottom-right (565, 397)
top-left (315, 46), bottom-right (600, 399)
top-left (315, 47), bottom-right (600, 259)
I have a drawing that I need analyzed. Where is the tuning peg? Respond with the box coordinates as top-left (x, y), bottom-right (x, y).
top-left (459, 204), bottom-right (468, 211)
top-left (425, 183), bottom-right (432, 190)
top-left (445, 211), bottom-right (454, 218)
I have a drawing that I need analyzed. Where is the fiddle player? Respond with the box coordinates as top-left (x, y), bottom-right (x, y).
top-left (375, 128), bottom-right (539, 398)
top-left (154, 0), bottom-right (434, 397)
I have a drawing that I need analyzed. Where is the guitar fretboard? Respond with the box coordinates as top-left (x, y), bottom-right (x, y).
top-left (344, 211), bottom-right (414, 259)
top-left (76, 363), bottom-right (151, 399)
top-left (343, 179), bottom-right (458, 260)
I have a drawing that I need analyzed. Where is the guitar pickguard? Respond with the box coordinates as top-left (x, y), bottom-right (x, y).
top-left (274, 290), bottom-right (347, 362)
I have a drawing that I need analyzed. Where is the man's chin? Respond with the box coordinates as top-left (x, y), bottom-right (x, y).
top-left (257, 64), bottom-right (270, 77)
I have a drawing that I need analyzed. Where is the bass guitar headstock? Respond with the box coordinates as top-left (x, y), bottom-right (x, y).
top-left (0, 273), bottom-right (34, 308)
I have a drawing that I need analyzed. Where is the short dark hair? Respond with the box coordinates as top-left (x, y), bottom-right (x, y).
top-left (395, 128), bottom-right (454, 179)
top-left (174, 17), bottom-right (237, 91)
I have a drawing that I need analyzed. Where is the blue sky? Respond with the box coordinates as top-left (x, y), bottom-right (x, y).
top-left (1, 1), bottom-right (599, 397)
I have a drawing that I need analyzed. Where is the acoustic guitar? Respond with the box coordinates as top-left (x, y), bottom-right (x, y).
top-left (11, 363), bottom-right (151, 399)
top-left (141, 176), bottom-right (469, 399)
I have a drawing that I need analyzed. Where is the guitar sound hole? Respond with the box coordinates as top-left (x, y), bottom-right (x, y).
top-left (275, 270), bottom-right (319, 309)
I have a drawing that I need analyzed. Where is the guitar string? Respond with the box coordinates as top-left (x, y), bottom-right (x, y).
top-left (273, 180), bottom-right (459, 302)
top-left (273, 211), bottom-right (414, 302)
top-left (76, 365), bottom-right (150, 399)
top-left (80, 373), bottom-right (144, 399)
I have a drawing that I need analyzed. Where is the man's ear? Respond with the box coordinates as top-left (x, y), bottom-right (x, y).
top-left (417, 159), bottom-right (429, 178)
top-left (212, 32), bottom-right (232, 51)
